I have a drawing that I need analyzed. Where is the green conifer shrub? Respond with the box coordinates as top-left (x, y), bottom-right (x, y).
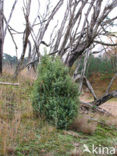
top-left (32, 56), bottom-right (79, 129)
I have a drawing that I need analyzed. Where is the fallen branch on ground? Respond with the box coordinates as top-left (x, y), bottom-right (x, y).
top-left (0, 82), bottom-right (19, 86)
top-left (80, 90), bottom-right (117, 115)
top-left (80, 101), bottom-right (112, 116)
top-left (92, 90), bottom-right (117, 106)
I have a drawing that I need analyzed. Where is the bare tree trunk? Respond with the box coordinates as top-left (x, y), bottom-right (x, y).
top-left (83, 77), bottom-right (97, 100)
top-left (79, 51), bottom-right (89, 92)
top-left (92, 90), bottom-right (117, 106)
top-left (0, 0), bottom-right (3, 74)
top-left (14, 0), bottom-right (31, 78)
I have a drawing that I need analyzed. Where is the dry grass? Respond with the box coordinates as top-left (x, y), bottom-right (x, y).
top-left (82, 112), bottom-right (117, 128)
top-left (96, 114), bottom-right (117, 127)
top-left (3, 64), bottom-right (15, 75)
top-left (3, 64), bottom-right (37, 81)
top-left (70, 148), bottom-right (83, 156)
top-left (106, 117), bottom-right (117, 127)
top-left (0, 65), bottom-right (117, 155)
top-left (70, 114), bottom-right (97, 135)
top-left (0, 112), bottom-right (21, 155)
top-left (0, 66), bottom-right (61, 155)
top-left (0, 66), bottom-right (36, 155)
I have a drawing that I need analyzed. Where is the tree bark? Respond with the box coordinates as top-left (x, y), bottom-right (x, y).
top-left (92, 90), bottom-right (117, 106)
top-left (0, 39), bottom-right (3, 73)
top-left (0, 0), bottom-right (4, 74)
top-left (83, 76), bottom-right (97, 100)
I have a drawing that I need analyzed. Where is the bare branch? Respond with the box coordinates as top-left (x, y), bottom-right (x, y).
top-left (105, 73), bottom-right (117, 95)
top-left (4, 0), bottom-right (18, 38)
top-left (94, 40), bottom-right (117, 46)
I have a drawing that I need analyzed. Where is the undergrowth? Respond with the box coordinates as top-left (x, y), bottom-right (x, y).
top-left (0, 70), bottom-right (117, 156)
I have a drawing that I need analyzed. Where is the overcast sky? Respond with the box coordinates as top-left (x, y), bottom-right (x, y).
top-left (3, 0), bottom-right (117, 57)
top-left (4, 0), bottom-right (65, 57)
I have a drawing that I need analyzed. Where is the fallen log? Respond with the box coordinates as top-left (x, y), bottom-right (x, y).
top-left (92, 90), bottom-right (117, 106)
top-left (80, 90), bottom-right (117, 115)
top-left (74, 73), bottom-right (117, 106)
top-left (80, 101), bottom-right (112, 116)
top-left (0, 82), bottom-right (19, 86)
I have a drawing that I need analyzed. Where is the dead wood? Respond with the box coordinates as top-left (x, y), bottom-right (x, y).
top-left (0, 82), bottom-right (19, 86)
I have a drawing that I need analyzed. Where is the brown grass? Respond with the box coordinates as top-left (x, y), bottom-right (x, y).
top-left (79, 112), bottom-right (117, 129)
top-left (0, 112), bottom-right (21, 155)
top-left (70, 115), bottom-right (97, 135)
top-left (97, 114), bottom-right (117, 127)
top-left (70, 148), bottom-right (83, 156)
top-left (3, 64), bottom-right (37, 81)
top-left (0, 66), bottom-right (36, 155)
top-left (0, 65), bottom-right (117, 155)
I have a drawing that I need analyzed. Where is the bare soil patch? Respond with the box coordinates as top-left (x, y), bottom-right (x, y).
top-left (80, 94), bottom-right (117, 116)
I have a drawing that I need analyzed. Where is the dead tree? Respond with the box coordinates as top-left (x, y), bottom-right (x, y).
top-left (58, 0), bottom-right (117, 67)
top-left (3, 1), bottom-right (117, 73)
top-left (0, 0), bottom-right (18, 74)
top-left (2, 0), bottom-right (117, 112)
top-left (0, 0), bottom-right (3, 74)
top-left (14, 0), bottom-right (32, 78)
top-left (3, 0), bottom-right (116, 77)
top-left (12, 0), bottom-right (64, 78)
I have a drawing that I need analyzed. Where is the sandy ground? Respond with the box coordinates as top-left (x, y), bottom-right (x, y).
top-left (100, 101), bottom-right (117, 116)
top-left (80, 94), bottom-right (117, 116)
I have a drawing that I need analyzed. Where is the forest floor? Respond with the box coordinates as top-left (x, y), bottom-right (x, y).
top-left (0, 68), bottom-right (117, 156)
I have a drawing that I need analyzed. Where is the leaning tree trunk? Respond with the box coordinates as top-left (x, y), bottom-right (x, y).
top-left (0, 0), bottom-right (4, 74)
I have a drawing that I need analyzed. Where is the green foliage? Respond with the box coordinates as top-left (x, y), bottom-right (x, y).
top-left (86, 55), bottom-right (114, 77)
top-left (3, 53), bottom-right (17, 65)
top-left (32, 55), bottom-right (79, 129)
top-left (77, 55), bottom-right (115, 77)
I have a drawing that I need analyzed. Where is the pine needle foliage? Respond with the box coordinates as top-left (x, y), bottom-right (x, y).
top-left (32, 55), bottom-right (79, 129)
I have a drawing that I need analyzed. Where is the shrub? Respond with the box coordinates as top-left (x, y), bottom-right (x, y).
top-left (32, 55), bottom-right (79, 129)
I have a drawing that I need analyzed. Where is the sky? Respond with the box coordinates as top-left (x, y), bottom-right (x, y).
top-left (3, 0), bottom-right (117, 58)
top-left (4, 0), bottom-right (25, 57)
top-left (4, 0), bottom-right (65, 57)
